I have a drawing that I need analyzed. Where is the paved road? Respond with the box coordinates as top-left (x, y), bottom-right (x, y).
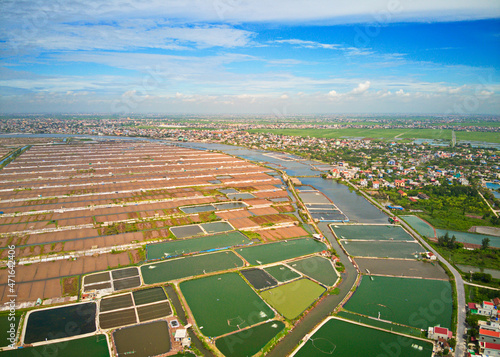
top-left (355, 186), bottom-right (467, 357)
top-left (403, 220), bottom-right (466, 357)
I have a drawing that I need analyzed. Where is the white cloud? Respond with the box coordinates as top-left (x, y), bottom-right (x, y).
top-left (350, 81), bottom-right (371, 94)
top-left (396, 89), bottom-right (410, 97)
top-left (448, 85), bottom-right (466, 94)
top-left (2, 0), bottom-right (498, 25)
top-left (272, 39), bottom-right (377, 57)
top-left (274, 39), bottom-right (340, 50)
top-left (4, 89), bottom-right (499, 114)
top-left (438, 84), bottom-right (467, 94)
top-left (479, 90), bottom-right (494, 96)
top-left (1, 20), bottom-right (255, 52)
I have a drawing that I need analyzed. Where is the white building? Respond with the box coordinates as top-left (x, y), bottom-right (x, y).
top-left (428, 326), bottom-right (452, 340)
top-left (478, 301), bottom-right (497, 317)
top-left (174, 328), bottom-right (191, 348)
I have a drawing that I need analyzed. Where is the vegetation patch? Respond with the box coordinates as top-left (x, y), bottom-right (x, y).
top-left (260, 278), bottom-right (326, 320)
top-left (61, 276), bottom-right (79, 296)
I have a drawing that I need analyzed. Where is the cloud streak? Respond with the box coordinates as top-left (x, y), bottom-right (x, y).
top-left (0, 0), bottom-right (498, 114)
top-left (2, 0), bottom-right (498, 24)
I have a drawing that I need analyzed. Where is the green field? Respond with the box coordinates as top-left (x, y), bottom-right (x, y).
top-left (1, 335), bottom-right (109, 357)
top-left (332, 224), bottom-right (415, 241)
top-left (147, 231), bottom-right (251, 260)
top-left (288, 256), bottom-right (338, 286)
top-left (340, 241), bottom-right (426, 259)
top-left (294, 318), bottom-right (433, 357)
top-left (248, 128), bottom-right (500, 144)
top-left (344, 276), bottom-right (452, 329)
top-left (141, 251), bottom-right (244, 284)
top-left (455, 131), bottom-right (500, 143)
top-left (215, 320), bottom-right (285, 357)
top-left (237, 238), bottom-right (327, 265)
top-left (180, 273), bottom-right (274, 337)
top-left (264, 264), bottom-right (301, 283)
top-left (260, 278), bottom-right (326, 320)
top-left (336, 311), bottom-right (423, 337)
top-left (249, 128), bottom-right (451, 141)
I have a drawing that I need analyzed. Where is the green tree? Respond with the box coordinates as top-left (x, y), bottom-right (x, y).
top-left (466, 314), bottom-right (481, 329)
top-left (482, 237), bottom-right (490, 250)
top-left (472, 272), bottom-right (492, 283)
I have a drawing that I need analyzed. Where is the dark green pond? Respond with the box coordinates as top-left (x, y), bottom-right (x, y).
top-left (24, 303), bottom-right (96, 344)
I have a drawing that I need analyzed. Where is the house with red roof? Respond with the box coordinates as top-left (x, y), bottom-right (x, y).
top-left (424, 252), bottom-right (437, 260)
top-left (479, 328), bottom-right (500, 344)
top-left (478, 301), bottom-right (497, 317)
top-left (494, 297), bottom-right (500, 307)
top-left (395, 179), bottom-right (405, 187)
top-left (428, 326), bottom-right (453, 340)
top-left (479, 341), bottom-right (500, 356)
top-left (468, 302), bottom-right (479, 314)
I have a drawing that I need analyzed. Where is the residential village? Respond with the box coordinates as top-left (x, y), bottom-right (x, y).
top-left (466, 298), bottom-right (500, 357)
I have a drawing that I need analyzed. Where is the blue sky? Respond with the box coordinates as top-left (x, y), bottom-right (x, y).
top-left (0, 0), bottom-right (499, 114)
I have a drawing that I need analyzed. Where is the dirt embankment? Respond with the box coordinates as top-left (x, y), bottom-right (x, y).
top-left (468, 226), bottom-right (500, 237)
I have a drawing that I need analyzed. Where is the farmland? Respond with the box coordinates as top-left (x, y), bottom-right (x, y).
top-left (248, 128), bottom-right (500, 143)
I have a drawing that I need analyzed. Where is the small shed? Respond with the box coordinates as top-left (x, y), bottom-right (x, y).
top-left (174, 329), bottom-right (187, 342)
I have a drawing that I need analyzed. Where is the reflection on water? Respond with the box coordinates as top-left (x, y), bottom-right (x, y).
top-left (486, 182), bottom-right (500, 199)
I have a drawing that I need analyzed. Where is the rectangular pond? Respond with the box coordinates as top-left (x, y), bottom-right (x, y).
top-left (293, 318), bottom-right (433, 357)
top-left (264, 264), bottom-right (301, 283)
top-left (2, 335), bottom-right (109, 357)
top-left (24, 302), bottom-right (97, 344)
top-left (343, 276), bottom-right (452, 330)
top-left (180, 272), bottom-right (275, 338)
top-left (260, 278), bottom-right (326, 320)
top-left (216, 320), bottom-right (285, 357)
top-left (288, 256), bottom-right (338, 286)
top-left (332, 224), bottom-right (415, 241)
top-left (147, 231), bottom-right (251, 260)
top-left (340, 241), bottom-right (426, 259)
top-left (133, 287), bottom-right (168, 305)
top-left (141, 251), bottom-right (244, 284)
top-left (113, 320), bottom-right (170, 357)
top-left (241, 268), bottom-right (278, 290)
top-left (355, 258), bottom-right (448, 280)
top-left (236, 238), bottom-right (327, 265)
top-left (227, 193), bottom-right (256, 200)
